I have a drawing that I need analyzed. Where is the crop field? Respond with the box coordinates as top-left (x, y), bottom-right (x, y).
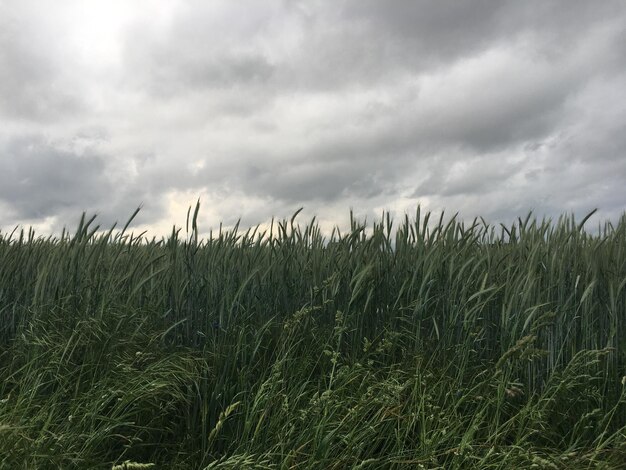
top-left (0, 205), bottom-right (625, 469)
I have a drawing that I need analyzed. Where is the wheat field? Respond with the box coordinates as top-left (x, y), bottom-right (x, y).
top-left (0, 205), bottom-right (624, 468)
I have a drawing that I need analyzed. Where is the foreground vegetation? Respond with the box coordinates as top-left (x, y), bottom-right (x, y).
top-left (0, 205), bottom-right (625, 469)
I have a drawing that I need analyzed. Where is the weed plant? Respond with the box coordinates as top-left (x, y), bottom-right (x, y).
top-left (0, 205), bottom-right (625, 468)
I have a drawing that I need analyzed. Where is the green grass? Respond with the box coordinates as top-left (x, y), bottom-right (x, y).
top-left (0, 205), bottom-right (625, 469)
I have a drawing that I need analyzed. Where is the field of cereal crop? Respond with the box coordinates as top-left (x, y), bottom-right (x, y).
top-left (0, 205), bottom-right (625, 468)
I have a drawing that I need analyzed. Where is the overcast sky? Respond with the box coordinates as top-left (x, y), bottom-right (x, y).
top-left (1, 0), bottom-right (625, 237)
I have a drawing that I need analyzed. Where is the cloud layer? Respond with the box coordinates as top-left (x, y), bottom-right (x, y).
top-left (1, 0), bottom-right (625, 235)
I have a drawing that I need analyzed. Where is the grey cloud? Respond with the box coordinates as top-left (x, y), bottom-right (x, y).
top-left (427, 115), bottom-right (626, 226)
top-left (117, 0), bottom-right (625, 164)
top-left (276, 0), bottom-right (626, 92)
top-left (340, 0), bottom-right (624, 59)
top-left (182, 123), bottom-right (421, 205)
top-left (421, 84), bottom-right (571, 154)
top-left (417, 154), bottom-right (523, 198)
top-left (0, 5), bottom-right (83, 121)
top-left (126, 46), bottom-right (275, 97)
top-left (0, 135), bottom-right (167, 231)
top-left (338, 1), bottom-right (505, 68)
top-left (122, 1), bottom-right (279, 98)
top-left (1, 0), bottom-right (625, 234)
top-left (124, 1), bottom-right (512, 96)
top-left (0, 136), bottom-right (112, 220)
top-left (240, 160), bottom-right (389, 203)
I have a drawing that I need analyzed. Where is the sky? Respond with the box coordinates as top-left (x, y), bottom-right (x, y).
top-left (1, 0), bottom-right (625, 237)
